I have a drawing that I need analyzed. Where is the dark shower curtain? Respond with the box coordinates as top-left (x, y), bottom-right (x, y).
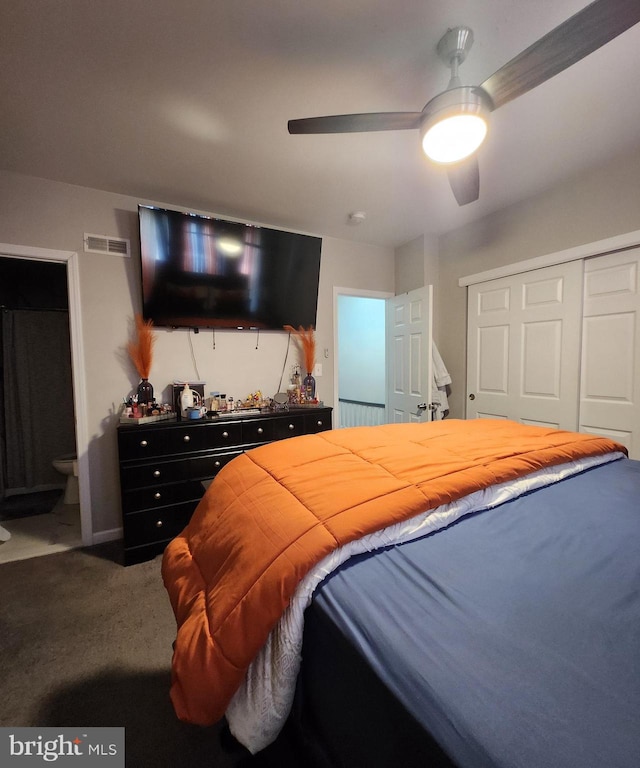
top-left (0, 308), bottom-right (76, 497)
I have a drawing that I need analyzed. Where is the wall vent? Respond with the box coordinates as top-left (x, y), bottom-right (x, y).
top-left (83, 233), bottom-right (131, 257)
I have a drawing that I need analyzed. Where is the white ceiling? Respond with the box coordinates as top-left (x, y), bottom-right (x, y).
top-left (2, 0), bottom-right (640, 248)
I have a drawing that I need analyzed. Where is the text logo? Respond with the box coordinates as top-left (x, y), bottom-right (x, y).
top-left (1, 728), bottom-right (124, 766)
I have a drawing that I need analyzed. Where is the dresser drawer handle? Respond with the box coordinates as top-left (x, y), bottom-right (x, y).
top-left (183, 434), bottom-right (191, 442)
top-left (316, 420), bottom-right (323, 427)
top-left (257, 427), bottom-right (264, 435)
top-left (222, 431), bottom-right (229, 438)
top-left (140, 439), bottom-right (148, 447)
top-left (154, 492), bottom-right (162, 500)
top-left (288, 423), bottom-right (295, 430)
top-left (214, 460), bottom-right (221, 468)
top-left (155, 520), bottom-right (163, 528)
top-left (153, 469), bottom-right (161, 478)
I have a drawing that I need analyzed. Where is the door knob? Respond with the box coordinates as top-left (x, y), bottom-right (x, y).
top-left (417, 403), bottom-right (427, 411)
top-left (469, 393), bottom-right (476, 400)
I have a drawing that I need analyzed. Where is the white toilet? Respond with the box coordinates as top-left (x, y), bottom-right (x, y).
top-left (52, 453), bottom-right (79, 505)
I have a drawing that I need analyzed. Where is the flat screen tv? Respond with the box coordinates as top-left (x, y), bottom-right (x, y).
top-left (138, 205), bottom-right (322, 330)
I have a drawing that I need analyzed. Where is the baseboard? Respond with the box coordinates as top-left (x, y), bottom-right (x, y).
top-left (92, 527), bottom-right (123, 546)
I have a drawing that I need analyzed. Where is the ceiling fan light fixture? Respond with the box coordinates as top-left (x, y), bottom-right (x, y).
top-left (422, 114), bottom-right (487, 163)
top-left (420, 86), bottom-right (491, 164)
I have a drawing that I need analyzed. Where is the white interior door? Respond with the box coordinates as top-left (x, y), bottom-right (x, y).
top-left (385, 286), bottom-right (433, 423)
top-left (466, 262), bottom-right (583, 428)
top-left (579, 249), bottom-right (640, 458)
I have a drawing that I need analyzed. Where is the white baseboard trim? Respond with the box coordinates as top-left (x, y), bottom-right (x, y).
top-left (91, 527), bottom-right (122, 546)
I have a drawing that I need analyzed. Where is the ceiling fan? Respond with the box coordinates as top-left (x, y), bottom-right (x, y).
top-left (288, 0), bottom-right (640, 206)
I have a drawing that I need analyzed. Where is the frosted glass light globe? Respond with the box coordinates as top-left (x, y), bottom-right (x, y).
top-left (422, 113), bottom-right (488, 164)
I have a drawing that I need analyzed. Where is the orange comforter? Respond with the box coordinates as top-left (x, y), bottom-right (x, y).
top-left (161, 419), bottom-right (624, 726)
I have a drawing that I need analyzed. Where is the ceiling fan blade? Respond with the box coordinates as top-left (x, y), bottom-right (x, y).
top-left (481, 0), bottom-right (640, 111)
top-left (447, 157), bottom-right (480, 206)
top-left (288, 112), bottom-right (422, 134)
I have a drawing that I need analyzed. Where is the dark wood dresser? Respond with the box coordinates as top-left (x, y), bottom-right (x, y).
top-left (117, 407), bottom-right (332, 565)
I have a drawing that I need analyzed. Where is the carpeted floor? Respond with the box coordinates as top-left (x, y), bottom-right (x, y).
top-left (0, 542), bottom-right (304, 767)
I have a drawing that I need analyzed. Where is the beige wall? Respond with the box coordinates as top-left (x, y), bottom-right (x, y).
top-left (0, 170), bottom-right (394, 540)
top-left (394, 235), bottom-right (424, 294)
top-left (4, 143), bottom-right (640, 539)
top-left (438, 147), bottom-right (640, 419)
top-left (394, 232), bottom-right (440, 340)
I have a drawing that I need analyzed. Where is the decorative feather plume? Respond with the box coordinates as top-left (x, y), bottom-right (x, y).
top-left (284, 325), bottom-right (316, 374)
top-left (127, 314), bottom-right (156, 379)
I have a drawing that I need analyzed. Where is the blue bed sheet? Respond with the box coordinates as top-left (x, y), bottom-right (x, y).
top-left (312, 457), bottom-right (640, 768)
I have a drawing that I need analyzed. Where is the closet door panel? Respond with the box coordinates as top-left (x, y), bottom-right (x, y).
top-left (521, 320), bottom-right (562, 398)
top-left (478, 325), bottom-right (509, 394)
top-left (467, 261), bottom-right (582, 428)
top-left (580, 250), bottom-right (640, 458)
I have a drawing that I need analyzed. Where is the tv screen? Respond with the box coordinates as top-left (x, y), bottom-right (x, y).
top-left (138, 205), bottom-right (322, 330)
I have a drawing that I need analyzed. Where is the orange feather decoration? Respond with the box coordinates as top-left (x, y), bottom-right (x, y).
top-left (127, 314), bottom-right (156, 379)
top-left (284, 325), bottom-right (316, 374)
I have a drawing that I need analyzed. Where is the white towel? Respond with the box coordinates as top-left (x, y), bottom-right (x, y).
top-left (432, 343), bottom-right (452, 419)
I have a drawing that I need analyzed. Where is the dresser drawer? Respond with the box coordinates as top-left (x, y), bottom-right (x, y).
top-left (118, 421), bottom-right (243, 459)
top-left (198, 421), bottom-right (244, 450)
top-left (272, 414), bottom-right (306, 440)
top-left (242, 418), bottom-right (274, 445)
top-left (121, 449), bottom-right (241, 490)
top-left (304, 411), bottom-right (331, 433)
top-left (121, 479), bottom-right (206, 514)
top-left (188, 450), bottom-right (242, 479)
top-left (120, 456), bottom-right (187, 489)
top-left (118, 426), bottom-right (188, 459)
top-left (124, 502), bottom-right (197, 547)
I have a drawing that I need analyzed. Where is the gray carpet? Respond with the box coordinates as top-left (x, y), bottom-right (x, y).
top-left (0, 542), bottom-right (303, 767)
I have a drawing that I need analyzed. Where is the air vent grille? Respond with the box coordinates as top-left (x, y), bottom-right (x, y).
top-left (83, 233), bottom-right (130, 257)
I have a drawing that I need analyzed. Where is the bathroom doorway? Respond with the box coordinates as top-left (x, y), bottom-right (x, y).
top-left (334, 288), bottom-right (392, 428)
top-left (0, 255), bottom-right (81, 562)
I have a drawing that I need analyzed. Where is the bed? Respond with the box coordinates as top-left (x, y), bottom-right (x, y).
top-left (161, 419), bottom-right (639, 767)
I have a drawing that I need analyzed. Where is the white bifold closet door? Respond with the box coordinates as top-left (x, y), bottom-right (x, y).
top-left (467, 250), bottom-right (640, 459)
top-left (466, 261), bottom-right (583, 429)
top-left (579, 248), bottom-right (640, 457)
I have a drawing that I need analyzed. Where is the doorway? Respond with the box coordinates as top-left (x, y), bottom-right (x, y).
top-left (0, 257), bottom-right (80, 562)
top-left (0, 243), bottom-right (92, 562)
top-left (334, 288), bottom-right (392, 428)
top-left (334, 285), bottom-right (436, 428)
